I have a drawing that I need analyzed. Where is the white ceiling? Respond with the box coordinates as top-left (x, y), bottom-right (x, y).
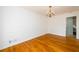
top-left (23, 6), bottom-right (79, 16)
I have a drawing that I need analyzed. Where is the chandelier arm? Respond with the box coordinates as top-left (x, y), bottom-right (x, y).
top-left (47, 6), bottom-right (55, 17)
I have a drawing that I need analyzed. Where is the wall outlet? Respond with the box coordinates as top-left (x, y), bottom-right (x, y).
top-left (9, 39), bottom-right (17, 44)
top-left (9, 40), bottom-right (12, 43)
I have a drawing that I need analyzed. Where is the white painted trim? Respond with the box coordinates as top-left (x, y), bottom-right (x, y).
top-left (0, 33), bottom-right (46, 50)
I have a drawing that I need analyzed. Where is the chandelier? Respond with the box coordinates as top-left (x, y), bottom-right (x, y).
top-left (47, 6), bottom-right (55, 17)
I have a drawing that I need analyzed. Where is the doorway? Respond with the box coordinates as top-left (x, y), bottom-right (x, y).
top-left (66, 16), bottom-right (76, 38)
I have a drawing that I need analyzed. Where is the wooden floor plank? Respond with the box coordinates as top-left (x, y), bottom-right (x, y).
top-left (0, 34), bottom-right (79, 52)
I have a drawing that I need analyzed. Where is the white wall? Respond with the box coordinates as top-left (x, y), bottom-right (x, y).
top-left (48, 11), bottom-right (79, 39)
top-left (48, 15), bottom-right (66, 36)
top-left (0, 7), bottom-right (47, 50)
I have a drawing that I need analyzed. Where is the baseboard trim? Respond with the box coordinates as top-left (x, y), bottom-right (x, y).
top-left (0, 33), bottom-right (47, 50)
top-left (1, 33), bottom-right (77, 50)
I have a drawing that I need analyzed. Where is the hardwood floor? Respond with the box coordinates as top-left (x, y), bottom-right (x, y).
top-left (0, 34), bottom-right (79, 52)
